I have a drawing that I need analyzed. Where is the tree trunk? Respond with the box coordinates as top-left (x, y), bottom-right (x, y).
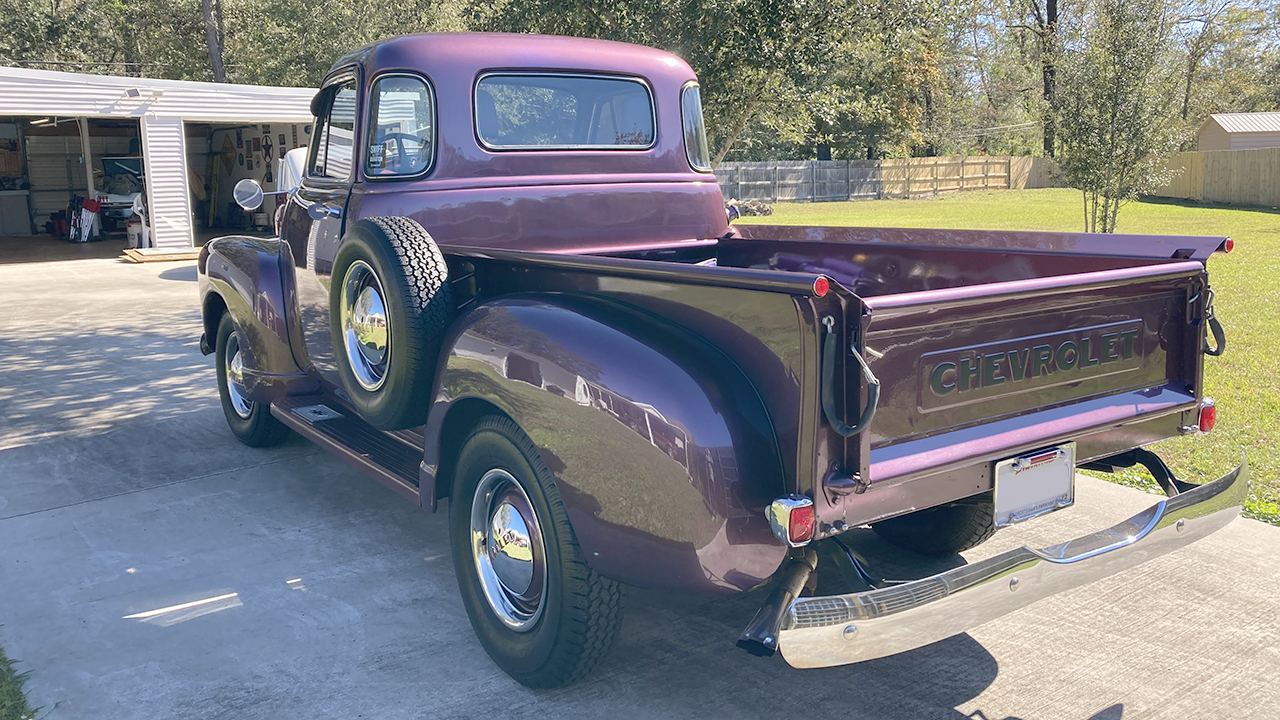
top-left (1041, 0), bottom-right (1058, 156)
top-left (202, 0), bottom-right (226, 83)
top-left (711, 94), bottom-right (762, 170)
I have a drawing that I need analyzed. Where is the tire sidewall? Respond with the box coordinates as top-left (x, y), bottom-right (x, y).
top-left (450, 423), bottom-right (565, 677)
top-left (216, 311), bottom-right (256, 435)
top-left (331, 225), bottom-right (405, 423)
top-left (328, 218), bottom-right (451, 430)
top-left (214, 313), bottom-right (277, 443)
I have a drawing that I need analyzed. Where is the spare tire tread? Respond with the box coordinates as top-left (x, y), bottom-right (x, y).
top-left (331, 217), bottom-right (453, 430)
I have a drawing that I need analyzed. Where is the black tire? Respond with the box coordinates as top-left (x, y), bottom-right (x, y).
top-left (871, 494), bottom-right (997, 557)
top-left (449, 416), bottom-right (624, 688)
top-left (330, 217), bottom-right (453, 430)
top-left (214, 312), bottom-right (290, 448)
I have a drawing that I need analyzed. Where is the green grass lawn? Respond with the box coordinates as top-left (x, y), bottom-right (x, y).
top-left (0, 643), bottom-right (34, 720)
top-left (740, 188), bottom-right (1280, 525)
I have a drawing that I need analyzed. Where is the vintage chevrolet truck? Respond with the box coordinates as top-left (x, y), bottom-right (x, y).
top-left (198, 33), bottom-right (1246, 687)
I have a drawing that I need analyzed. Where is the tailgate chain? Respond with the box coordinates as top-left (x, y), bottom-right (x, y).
top-left (1204, 288), bottom-right (1226, 357)
top-left (821, 316), bottom-right (881, 437)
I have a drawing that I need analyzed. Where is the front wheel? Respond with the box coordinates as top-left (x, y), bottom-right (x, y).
top-left (214, 313), bottom-right (290, 448)
top-left (449, 416), bottom-right (624, 688)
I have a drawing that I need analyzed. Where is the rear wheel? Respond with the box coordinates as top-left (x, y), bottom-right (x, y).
top-left (449, 416), bottom-right (624, 688)
top-left (871, 495), bottom-right (996, 557)
top-left (214, 313), bottom-right (290, 448)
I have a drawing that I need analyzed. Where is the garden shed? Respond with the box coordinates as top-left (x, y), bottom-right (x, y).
top-left (1196, 112), bottom-right (1280, 152)
top-left (0, 67), bottom-right (315, 249)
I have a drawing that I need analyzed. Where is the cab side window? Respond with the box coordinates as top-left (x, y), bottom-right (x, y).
top-left (309, 80), bottom-right (357, 179)
top-left (366, 75), bottom-right (435, 177)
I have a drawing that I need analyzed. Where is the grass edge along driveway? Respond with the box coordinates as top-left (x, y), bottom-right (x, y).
top-left (739, 188), bottom-right (1280, 526)
top-left (0, 641), bottom-right (35, 720)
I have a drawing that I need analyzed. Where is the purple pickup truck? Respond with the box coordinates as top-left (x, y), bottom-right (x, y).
top-left (199, 32), bottom-right (1245, 687)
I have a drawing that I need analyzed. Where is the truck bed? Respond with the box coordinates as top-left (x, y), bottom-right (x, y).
top-left (442, 223), bottom-right (1227, 531)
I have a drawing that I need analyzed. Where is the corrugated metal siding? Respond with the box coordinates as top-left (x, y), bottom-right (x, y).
top-left (0, 67), bottom-right (314, 123)
top-left (1213, 112), bottom-right (1280, 134)
top-left (141, 117), bottom-right (192, 248)
top-left (1229, 132), bottom-right (1280, 151)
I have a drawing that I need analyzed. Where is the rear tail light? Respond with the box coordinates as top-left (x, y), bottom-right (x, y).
top-left (767, 495), bottom-right (815, 547)
top-left (1198, 398), bottom-right (1216, 433)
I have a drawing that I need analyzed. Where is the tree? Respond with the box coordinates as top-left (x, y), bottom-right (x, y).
top-left (468, 0), bottom-right (843, 167)
top-left (1007, 0), bottom-right (1065, 155)
top-left (1055, 0), bottom-right (1182, 232)
top-left (201, 0), bottom-right (226, 82)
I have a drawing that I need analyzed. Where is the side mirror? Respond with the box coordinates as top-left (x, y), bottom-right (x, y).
top-left (233, 178), bottom-right (264, 210)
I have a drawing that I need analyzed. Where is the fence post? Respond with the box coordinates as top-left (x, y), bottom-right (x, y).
top-left (736, 166), bottom-right (742, 200)
top-left (810, 161), bottom-right (817, 202)
top-left (932, 158), bottom-right (938, 196)
top-left (959, 157), bottom-right (966, 191)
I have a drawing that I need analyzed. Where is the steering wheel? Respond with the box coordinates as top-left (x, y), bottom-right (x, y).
top-left (379, 132), bottom-right (426, 173)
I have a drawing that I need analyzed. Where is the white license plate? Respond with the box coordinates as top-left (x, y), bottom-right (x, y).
top-left (993, 444), bottom-right (1076, 526)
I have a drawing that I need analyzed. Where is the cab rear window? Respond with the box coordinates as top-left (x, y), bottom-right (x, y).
top-left (475, 73), bottom-right (655, 150)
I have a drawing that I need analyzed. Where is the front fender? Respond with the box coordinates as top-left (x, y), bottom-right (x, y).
top-left (424, 295), bottom-right (789, 595)
top-left (199, 236), bottom-right (314, 401)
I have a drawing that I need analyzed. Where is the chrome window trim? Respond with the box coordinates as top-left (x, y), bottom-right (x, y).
top-left (363, 71), bottom-right (439, 182)
top-left (473, 71), bottom-right (658, 152)
top-left (306, 69), bottom-right (360, 181)
top-left (680, 81), bottom-right (713, 173)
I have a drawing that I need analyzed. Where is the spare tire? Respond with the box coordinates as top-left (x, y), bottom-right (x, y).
top-left (330, 217), bottom-right (453, 430)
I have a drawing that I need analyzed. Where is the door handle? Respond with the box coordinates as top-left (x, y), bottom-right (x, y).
top-left (307, 203), bottom-right (343, 221)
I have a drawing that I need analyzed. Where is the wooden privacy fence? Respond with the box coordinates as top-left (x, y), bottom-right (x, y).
top-left (715, 156), bottom-right (1060, 203)
top-left (1151, 148), bottom-right (1280, 208)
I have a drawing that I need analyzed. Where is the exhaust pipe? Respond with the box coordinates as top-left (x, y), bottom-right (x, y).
top-left (737, 548), bottom-right (818, 657)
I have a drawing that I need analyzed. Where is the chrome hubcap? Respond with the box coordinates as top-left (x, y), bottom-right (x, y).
top-left (340, 260), bottom-right (390, 391)
top-left (471, 469), bottom-right (546, 631)
top-left (224, 334), bottom-right (253, 419)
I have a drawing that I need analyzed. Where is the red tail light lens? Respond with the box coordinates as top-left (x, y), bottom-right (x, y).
top-left (767, 495), bottom-right (816, 547)
top-left (1198, 399), bottom-right (1216, 433)
top-left (1223, 239), bottom-right (1234, 253)
top-left (788, 504), bottom-right (816, 544)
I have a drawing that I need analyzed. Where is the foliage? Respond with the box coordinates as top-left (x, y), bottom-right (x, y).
top-left (1054, 0), bottom-right (1183, 232)
top-left (0, 642), bottom-right (35, 720)
top-left (0, 0), bottom-right (1274, 174)
top-left (738, 188), bottom-right (1280, 527)
top-left (467, 0), bottom-right (846, 166)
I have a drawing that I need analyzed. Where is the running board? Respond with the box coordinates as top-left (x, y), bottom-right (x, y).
top-left (272, 395), bottom-right (422, 504)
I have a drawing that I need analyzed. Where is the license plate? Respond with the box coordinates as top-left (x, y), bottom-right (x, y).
top-left (993, 444), bottom-right (1076, 526)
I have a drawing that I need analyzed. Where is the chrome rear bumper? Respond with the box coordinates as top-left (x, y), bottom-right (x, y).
top-left (778, 460), bottom-right (1248, 668)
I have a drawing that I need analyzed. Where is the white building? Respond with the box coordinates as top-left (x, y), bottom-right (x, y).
top-left (0, 67), bottom-right (315, 248)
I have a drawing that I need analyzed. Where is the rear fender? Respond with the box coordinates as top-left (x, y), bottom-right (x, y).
top-left (198, 236), bottom-right (315, 401)
top-left (423, 295), bottom-right (789, 595)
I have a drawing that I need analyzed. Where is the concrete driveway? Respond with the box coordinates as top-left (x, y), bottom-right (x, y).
top-left (1, 253), bottom-right (1278, 720)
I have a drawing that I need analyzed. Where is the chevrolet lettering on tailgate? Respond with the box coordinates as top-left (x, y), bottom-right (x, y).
top-left (919, 320), bottom-right (1145, 411)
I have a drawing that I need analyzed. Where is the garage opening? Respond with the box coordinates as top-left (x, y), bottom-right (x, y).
top-left (185, 121), bottom-right (312, 244)
top-left (1, 116), bottom-right (145, 262)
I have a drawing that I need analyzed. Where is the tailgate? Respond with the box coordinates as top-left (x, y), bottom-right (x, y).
top-left (859, 260), bottom-right (1209, 484)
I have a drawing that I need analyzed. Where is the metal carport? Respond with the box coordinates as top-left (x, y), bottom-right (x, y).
top-left (0, 67), bottom-right (314, 248)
